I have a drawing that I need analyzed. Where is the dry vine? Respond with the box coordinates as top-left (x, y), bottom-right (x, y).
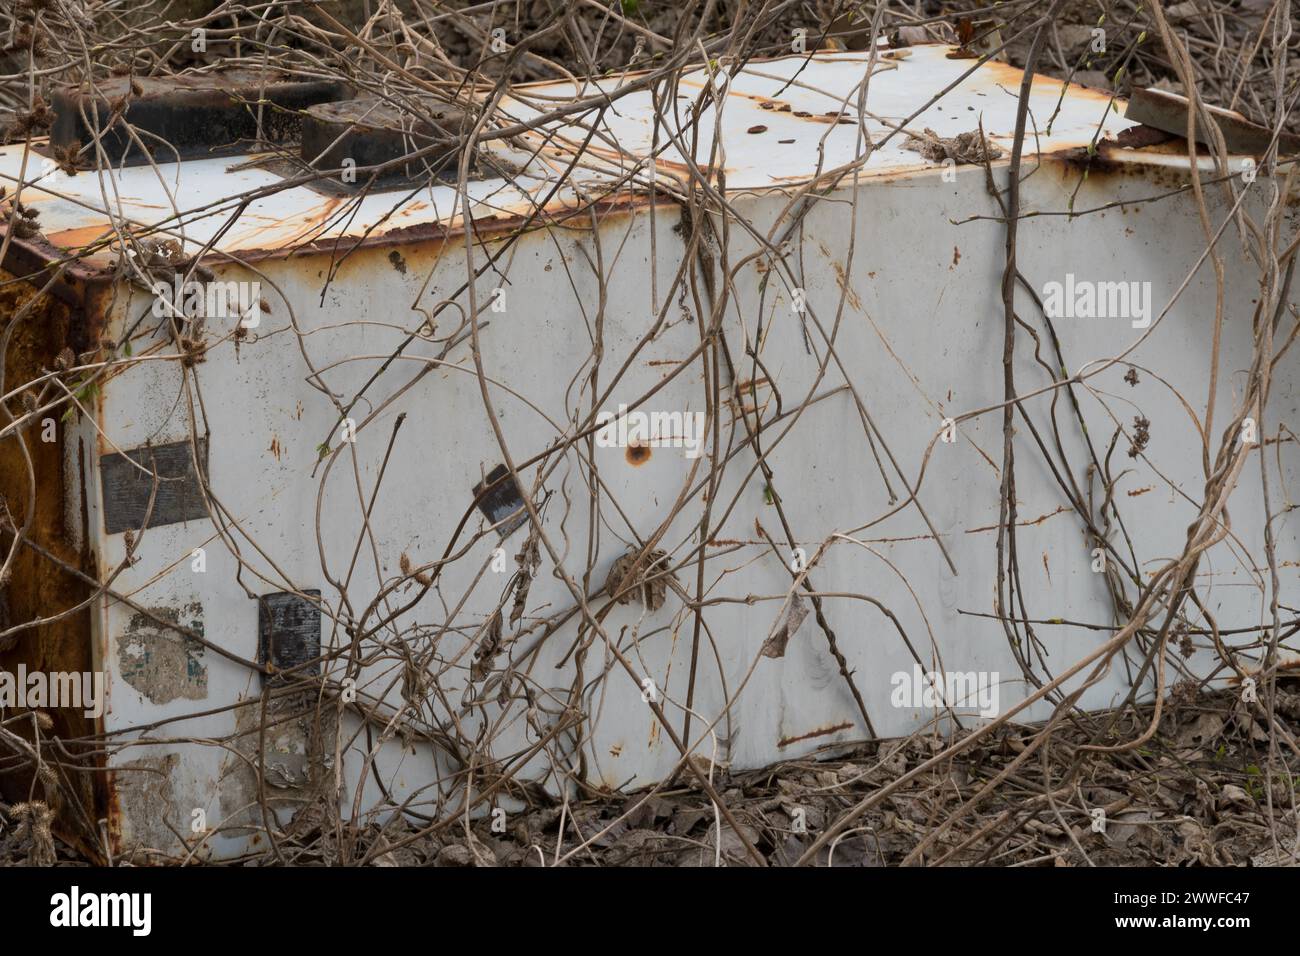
top-left (0, 0), bottom-right (1297, 867)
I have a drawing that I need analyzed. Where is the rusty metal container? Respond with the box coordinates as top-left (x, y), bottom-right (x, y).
top-left (0, 46), bottom-right (1295, 861)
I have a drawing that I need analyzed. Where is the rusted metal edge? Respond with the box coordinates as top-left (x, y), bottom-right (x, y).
top-left (0, 225), bottom-right (112, 311)
top-left (222, 188), bottom-right (669, 265)
top-left (1126, 88), bottom-right (1300, 157)
top-left (1053, 136), bottom-right (1300, 197)
top-left (0, 267), bottom-right (109, 863)
top-left (218, 129), bottom-right (1130, 268)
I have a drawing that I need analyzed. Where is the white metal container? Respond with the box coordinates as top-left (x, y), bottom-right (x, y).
top-left (1, 44), bottom-right (1295, 860)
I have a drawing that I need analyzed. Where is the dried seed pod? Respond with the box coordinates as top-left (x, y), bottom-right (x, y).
top-left (604, 548), bottom-right (676, 611)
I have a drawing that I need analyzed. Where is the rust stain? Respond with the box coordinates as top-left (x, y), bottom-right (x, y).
top-left (229, 197), bottom-right (346, 250)
top-left (0, 270), bottom-right (106, 860)
top-left (727, 393), bottom-right (771, 421)
top-left (533, 132), bottom-right (717, 179)
top-left (828, 258), bottom-right (863, 312)
top-left (0, 224), bottom-right (115, 311)
top-left (1227, 658), bottom-right (1300, 684)
top-left (1127, 485), bottom-right (1154, 497)
top-left (625, 441), bottom-right (651, 466)
top-left (1050, 139), bottom-right (1216, 191)
top-left (569, 140), bottom-right (713, 180)
top-left (966, 505), bottom-right (1070, 534)
top-left (111, 754), bottom-right (181, 861)
top-left (778, 720), bottom-right (854, 749)
top-left (977, 55), bottom-right (1121, 109)
top-left (228, 191), bottom-right (661, 265)
top-left (45, 222), bottom-right (115, 251)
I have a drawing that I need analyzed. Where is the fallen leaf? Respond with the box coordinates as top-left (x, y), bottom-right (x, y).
top-left (761, 592), bottom-right (810, 658)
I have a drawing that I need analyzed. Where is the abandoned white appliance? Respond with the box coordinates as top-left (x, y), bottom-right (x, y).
top-left (0, 44), bottom-right (1295, 861)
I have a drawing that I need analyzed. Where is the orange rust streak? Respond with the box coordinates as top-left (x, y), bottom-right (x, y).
top-left (227, 192), bottom-right (662, 263)
top-left (965, 505), bottom-right (1070, 534)
top-left (45, 223), bottom-right (115, 250)
top-left (778, 721), bottom-right (854, 749)
top-left (978, 56), bottom-right (1123, 108)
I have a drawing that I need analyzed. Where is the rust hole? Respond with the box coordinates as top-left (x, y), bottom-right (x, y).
top-left (626, 442), bottom-right (651, 466)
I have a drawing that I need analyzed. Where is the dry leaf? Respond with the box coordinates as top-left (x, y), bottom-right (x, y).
top-left (761, 592), bottom-right (810, 658)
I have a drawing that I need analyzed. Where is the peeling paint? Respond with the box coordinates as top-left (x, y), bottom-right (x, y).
top-left (218, 694), bottom-right (334, 834)
top-left (118, 604), bottom-right (207, 704)
top-left (112, 753), bottom-right (182, 858)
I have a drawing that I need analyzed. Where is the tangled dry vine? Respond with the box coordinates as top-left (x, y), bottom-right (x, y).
top-left (0, 0), bottom-right (1298, 868)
